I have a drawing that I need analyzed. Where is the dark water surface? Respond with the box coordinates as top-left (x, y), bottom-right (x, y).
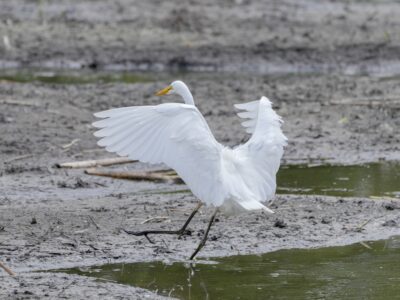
top-left (277, 162), bottom-right (400, 198)
top-left (149, 162), bottom-right (400, 199)
top-left (58, 237), bottom-right (400, 300)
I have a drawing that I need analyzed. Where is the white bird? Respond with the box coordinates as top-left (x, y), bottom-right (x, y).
top-left (92, 80), bottom-right (287, 259)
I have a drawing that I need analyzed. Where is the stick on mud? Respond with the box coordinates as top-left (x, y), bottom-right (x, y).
top-left (56, 157), bottom-right (136, 169)
top-left (0, 261), bottom-right (15, 276)
top-left (84, 168), bottom-right (183, 184)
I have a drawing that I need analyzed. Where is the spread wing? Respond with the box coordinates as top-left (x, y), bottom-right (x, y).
top-left (93, 103), bottom-right (225, 206)
top-left (234, 97), bottom-right (287, 203)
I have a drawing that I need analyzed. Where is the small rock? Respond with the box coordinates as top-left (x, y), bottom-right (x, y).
top-left (384, 203), bottom-right (398, 210)
top-left (274, 219), bottom-right (287, 228)
top-left (321, 217), bottom-right (331, 224)
top-left (31, 217), bottom-right (37, 225)
top-left (210, 235), bottom-right (218, 241)
top-left (382, 220), bottom-right (397, 227)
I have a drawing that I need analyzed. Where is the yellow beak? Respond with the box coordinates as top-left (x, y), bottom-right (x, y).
top-left (155, 85), bottom-right (172, 96)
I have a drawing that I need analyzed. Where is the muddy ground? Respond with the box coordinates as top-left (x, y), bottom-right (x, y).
top-left (1, 0), bottom-right (400, 299)
top-left (1, 0), bottom-right (400, 74)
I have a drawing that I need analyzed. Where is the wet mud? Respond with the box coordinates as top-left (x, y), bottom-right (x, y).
top-left (1, 0), bottom-right (400, 298)
top-left (1, 73), bottom-right (399, 298)
top-left (1, 0), bottom-right (400, 74)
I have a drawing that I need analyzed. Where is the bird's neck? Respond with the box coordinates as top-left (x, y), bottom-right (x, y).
top-left (180, 87), bottom-right (195, 105)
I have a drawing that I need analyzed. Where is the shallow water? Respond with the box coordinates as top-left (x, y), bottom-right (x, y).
top-left (277, 162), bottom-right (400, 198)
top-left (58, 237), bottom-right (400, 300)
top-left (148, 162), bottom-right (400, 199)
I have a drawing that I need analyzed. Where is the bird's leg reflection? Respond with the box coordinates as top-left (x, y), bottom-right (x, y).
top-left (122, 202), bottom-right (203, 242)
top-left (190, 208), bottom-right (218, 260)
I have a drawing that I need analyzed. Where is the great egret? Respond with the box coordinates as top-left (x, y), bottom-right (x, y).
top-left (93, 80), bottom-right (287, 259)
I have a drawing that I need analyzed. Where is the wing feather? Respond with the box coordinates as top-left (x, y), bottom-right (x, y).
top-left (93, 98), bottom-right (286, 214)
top-left (234, 96), bottom-right (287, 203)
top-left (93, 103), bottom-right (226, 206)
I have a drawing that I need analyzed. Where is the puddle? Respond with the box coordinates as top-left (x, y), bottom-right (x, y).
top-left (56, 237), bottom-right (400, 300)
top-left (0, 69), bottom-right (153, 84)
top-left (143, 162), bottom-right (400, 199)
top-left (277, 162), bottom-right (400, 198)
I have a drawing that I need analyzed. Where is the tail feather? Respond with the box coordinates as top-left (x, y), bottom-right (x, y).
top-left (238, 199), bottom-right (275, 214)
top-left (220, 198), bottom-right (274, 215)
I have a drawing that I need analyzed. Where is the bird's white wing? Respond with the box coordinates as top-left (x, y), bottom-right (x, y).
top-left (234, 97), bottom-right (287, 203)
top-left (93, 103), bottom-right (225, 206)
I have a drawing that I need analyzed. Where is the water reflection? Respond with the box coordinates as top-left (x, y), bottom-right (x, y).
top-left (59, 237), bottom-right (400, 300)
top-left (277, 162), bottom-right (400, 198)
top-left (148, 162), bottom-right (400, 199)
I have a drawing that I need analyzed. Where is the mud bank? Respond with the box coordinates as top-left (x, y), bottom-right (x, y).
top-left (1, 189), bottom-right (400, 298)
top-left (1, 272), bottom-right (170, 300)
top-left (1, 72), bottom-right (399, 165)
top-left (1, 0), bottom-right (400, 74)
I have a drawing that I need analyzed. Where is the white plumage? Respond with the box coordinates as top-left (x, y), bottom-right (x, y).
top-left (93, 81), bottom-right (287, 215)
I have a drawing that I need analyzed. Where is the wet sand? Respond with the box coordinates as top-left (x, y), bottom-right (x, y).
top-left (1, 0), bottom-right (400, 299)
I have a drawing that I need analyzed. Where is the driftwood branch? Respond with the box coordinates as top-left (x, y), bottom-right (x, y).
top-left (84, 168), bottom-right (183, 184)
top-left (153, 169), bottom-right (177, 176)
top-left (56, 157), bottom-right (136, 169)
top-left (0, 261), bottom-right (15, 276)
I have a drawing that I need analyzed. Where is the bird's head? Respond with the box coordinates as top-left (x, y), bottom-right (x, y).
top-left (155, 80), bottom-right (194, 105)
top-left (155, 80), bottom-right (187, 96)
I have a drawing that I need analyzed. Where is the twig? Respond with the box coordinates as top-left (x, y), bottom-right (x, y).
top-left (87, 216), bottom-right (101, 230)
top-left (330, 97), bottom-right (400, 106)
top-left (84, 168), bottom-right (183, 184)
top-left (0, 261), bottom-right (15, 276)
top-left (141, 217), bottom-right (170, 224)
top-left (153, 169), bottom-right (177, 176)
top-left (4, 154), bottom-right (33, 163)
top-left (81, 149), bottom-right (106, 153)
top-left (356, 218), bottom-right (373, 232)
top-left (62, 139), bottom-right (80, 149)
top-left (3, 35), bottom-right (12, 51)
top-left (56, 157), bottom-right (135, 169)
top-left (0, 99), bottom-right (40, 107)
top-left (57, 281), bottom-right (75, 297)
top-left (359, 241), bottom-right (372, 250)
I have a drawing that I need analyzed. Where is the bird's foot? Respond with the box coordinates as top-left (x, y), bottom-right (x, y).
top-left (121, 228), bottom-right (156, 243)
top-left (177, 229), bottom-right (192, 239)
top-left (121, 227), bottom-right (191, 242)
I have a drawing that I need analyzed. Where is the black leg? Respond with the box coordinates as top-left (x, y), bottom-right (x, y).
top-left (189, 208), bottom-right (218, 260)
top-left (122, 203), bottom-right (202, 242)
